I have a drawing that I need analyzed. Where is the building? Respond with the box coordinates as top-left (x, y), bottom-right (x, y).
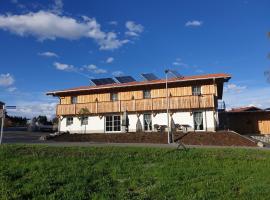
top-left (219, 106), bottom-right (270, 135)
top-left (0, 101), bottom-right (4, 115)
top-left (47, 73), bottom-right (231, 134)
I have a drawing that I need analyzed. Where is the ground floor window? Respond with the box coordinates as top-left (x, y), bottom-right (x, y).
top-left (81, 116), bottom-right (88, 125)
top-left (105, 115), bottom-right (121, 132)
top-left (66, 117), bottom-right (73, 126)
top-left (143, 114), bottom-right (152, 131)
top-left (193, 111), bottom-right (204, 130)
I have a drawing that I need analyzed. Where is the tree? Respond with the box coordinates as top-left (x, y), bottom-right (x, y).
top-left (78, 108), bottom-right (90, 134)
top-left (36, 115), bottom-right (48, 125)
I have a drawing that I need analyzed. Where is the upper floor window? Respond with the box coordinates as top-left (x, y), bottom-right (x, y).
top-left (192, 86), bottom-right (201, 96)
top-left (111, 93), bottom-right (118, 101)
top-left (143, 90), bottom-right (151, 99)
top-left (71, 96), bottom-right (77, 104)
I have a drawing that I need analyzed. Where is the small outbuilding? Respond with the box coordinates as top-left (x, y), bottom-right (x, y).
top-left (219, 106), bottom-right (270, 135)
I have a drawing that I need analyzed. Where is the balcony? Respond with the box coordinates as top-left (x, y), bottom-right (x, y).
top-left (56, 94), bottom-right (216, 116)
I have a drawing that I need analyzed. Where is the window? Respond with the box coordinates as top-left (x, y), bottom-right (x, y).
top-left (143, 90), bottom-right (151, 99)
top-left (81, 116), bottom-right (88, 125)
top-left (105, 115), bottom-right (121, 132)
top-left (143, 114), bottom-right (152, 131)
top-left (66, 117), bottom-right (73, 126)
top-left (71, 96), bottom-right (77, 104)
top-left (110, 93), bottom-right (118, 101)
top-left (192, 85), bottom-right (201, 96)
top-left (193, 111), bottom-right (204, 130)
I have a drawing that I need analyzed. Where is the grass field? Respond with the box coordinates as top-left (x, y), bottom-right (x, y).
top-left (1, 145), bottom-right (270, 200)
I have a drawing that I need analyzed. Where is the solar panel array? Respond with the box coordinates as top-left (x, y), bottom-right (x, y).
top-left (91, 78), bottom-right (116, 86)
top-left (90, 71), bottom-right (182, 86)
top-left (115, 76), bottom-right (136, 83)
top-left (141, 73), bottom-right (159, 81)
top-left (169, 70), bottom-right (183, 78)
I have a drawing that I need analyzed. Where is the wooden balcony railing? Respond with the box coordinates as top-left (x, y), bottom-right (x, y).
top-left (56, 94), bottom-right (216, 116)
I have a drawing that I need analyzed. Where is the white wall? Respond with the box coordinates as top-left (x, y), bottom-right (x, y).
top-left (60, 116), bottom-right (105, 133)
top-left (59, 110), bottom-right (216, 134)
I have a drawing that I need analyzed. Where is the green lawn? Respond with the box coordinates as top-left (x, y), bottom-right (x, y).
top-left (1, 145), bottom-right (270, 200)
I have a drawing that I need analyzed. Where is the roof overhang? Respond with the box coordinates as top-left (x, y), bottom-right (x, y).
top-left (47, 73), bottom-right (231, 96)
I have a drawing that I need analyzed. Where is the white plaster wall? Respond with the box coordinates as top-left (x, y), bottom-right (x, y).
top-left (59, 116), bottom-right (105, 133)
top-left (204, 110), bottom-right (215, 131)
top-left (59, 110), bottom-right (216, 133)
top-left (128, 114), bottom-right (138, 132)
top-left (172, 112), bottom-right (194, 130)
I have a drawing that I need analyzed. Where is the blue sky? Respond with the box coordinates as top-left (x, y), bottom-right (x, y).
top-left (0, 0), bottom-right (269, 118)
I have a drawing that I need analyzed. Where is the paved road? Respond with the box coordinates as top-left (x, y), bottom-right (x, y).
top-left (2, 131), bottom-right (50, 144)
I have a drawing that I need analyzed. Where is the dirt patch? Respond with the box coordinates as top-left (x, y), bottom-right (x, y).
top-left (174, 131), bottom-right (257, 147)
top-left (52, 132), bottom-right (168, 144)
top-left (51, 131), bottom-right (257, 147)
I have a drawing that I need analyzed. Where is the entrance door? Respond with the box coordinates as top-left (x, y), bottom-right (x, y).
top-left (105, 115), bottom-right (121, 132)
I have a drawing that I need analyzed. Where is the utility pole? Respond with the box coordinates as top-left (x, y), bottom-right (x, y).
top-left (165, 69), bottom-right (170, 144)
top-left (0, 105), bottom-right (5, 144)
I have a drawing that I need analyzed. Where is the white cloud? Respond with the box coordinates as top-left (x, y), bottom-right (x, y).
top-left (172, 58), bottom-right (188, 67)
top-left (0, 73), bottom-right (15, 87)
top-left (185, 20), bottom-right (203, 27)
top-left (9, 101), bottom-right (57, 119)
top-left (109, 21), bottom-right (118, 25)
top-left (55, 62), bottom-right (107, 75)
top-left (0, 11), bottom-right (129, 50)
top-left (84, 64), bottom-right (97, 70)
top-left (53, 62), bottom-right (74, 71)
top-left (224, 86), bottom-right (270, 109)
top-left (52, 0), bottom-right (63, 14)
top-left (10, 0), bottom-right (18, 4)
top-left (38, 51), bottom-right (58, 58)
top-left (106, 57), bottom-right (114, 63)
top-left (224, 83), bottom-right (247, 93)
top-left (112, 70), bottom-right (124, 76)
top-left (93, 68), bottom-right (107, 74)
top-left (7, 87), bottom-right (17, 92)
top-left (125, 21), bottom-right (144, 37)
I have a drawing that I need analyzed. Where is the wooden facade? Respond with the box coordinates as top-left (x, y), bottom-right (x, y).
top-left (59, 84), bottom-right (217, 105)
top-left (47, 73), bottom-right (231, 117)
top-left (219, 111), bottom-right (270, 135)
top-left (57, 93), bottom-right (216, 116)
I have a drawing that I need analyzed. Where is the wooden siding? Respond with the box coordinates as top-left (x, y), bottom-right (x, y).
top-left (56, 94), bottom-right (215, 116)
top-left (61, 85), bottom-right (217, 104)
top-left (201, 85), bottom-right (217, 95)
top-left (60, 96), bottom-right (71, 104)
top-left (219, 112), bottom-right (270, 135)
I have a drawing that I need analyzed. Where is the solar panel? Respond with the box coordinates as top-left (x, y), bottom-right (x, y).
top-left (91, 78), bottom-right (116, 86)
top-left (169, 70), bottom-right (183, 78)
top-left (141, 73), bottom-right (159, 81)
top-left (115, 76), bottom-right (136, 83)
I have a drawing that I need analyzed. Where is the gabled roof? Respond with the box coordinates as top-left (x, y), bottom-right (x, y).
top-left (47, 73), bottom-right (231, 96)
top-left (229, 106), bottom-right (262, 113)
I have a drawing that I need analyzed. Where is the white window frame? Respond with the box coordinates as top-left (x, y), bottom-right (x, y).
top-left (143, 114), bottom-right (152, 131)
top-left (192, 85), bottom-right (201, 96)
top-left (193, 111), bottom-right (204, 131)
top-left (66, 117), bottom-right (73, 126)
top-left (105, 115), bottom-right (121, 133)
